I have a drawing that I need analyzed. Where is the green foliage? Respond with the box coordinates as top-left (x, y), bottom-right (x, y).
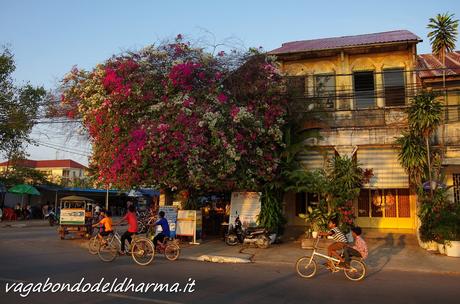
top-left (286, 155), bottom-right (369, 230)
top-left (258, 183), bottom-right (286, 233)
top-left (0, 165), bottom-right (54, 186)
top-left (427, 12), bottom-right (459, 58)
top-left (299, 204), bottom-right (335, 232)
top-left (418, 186), bottom-right (460, 242)
top-left (407, 91), bottom-right (443, 137)
top-left (396, 131), bottom-right (427, 185)
top-left (0, 48), bottom-right (46, 159)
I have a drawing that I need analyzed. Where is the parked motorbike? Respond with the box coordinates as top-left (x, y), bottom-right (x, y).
top-left (225, 215), bottom-right (271, 248)
top-left (45, 211), bottom-right (58, 226)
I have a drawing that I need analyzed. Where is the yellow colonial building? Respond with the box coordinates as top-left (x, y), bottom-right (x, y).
top-left (0, 159), bottom-right (88, 185)
top-left (270, 30), bottom-right (422, 230)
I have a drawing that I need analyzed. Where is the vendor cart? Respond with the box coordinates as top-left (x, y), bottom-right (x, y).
top-left (58, 196), bottom-right (94, 240)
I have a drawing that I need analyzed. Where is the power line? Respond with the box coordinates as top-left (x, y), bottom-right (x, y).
top-left (34, 140), bottom-right (91, 157)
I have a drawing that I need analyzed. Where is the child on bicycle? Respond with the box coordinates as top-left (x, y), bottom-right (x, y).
top-left (115, 204), bottom-right (138, 254)
top-left (152, 211), bottom-right (170, 248)
top-left (92, 210), bottom-right (113, 244)
top-left (318, 217), bottom-right (348, 268)
top-left (344, 226), bottom-right (368, 266)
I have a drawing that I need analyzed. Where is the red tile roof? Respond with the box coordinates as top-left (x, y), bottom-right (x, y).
top-left (269, 30), bottom-right (421, 55)
top-left (417, 51), bottom-right (460, 78)
top-left (0, 159), bottom-right (87, 169)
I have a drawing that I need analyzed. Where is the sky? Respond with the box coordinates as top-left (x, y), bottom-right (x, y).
top-left (1, 0), bottom-right (459, 166)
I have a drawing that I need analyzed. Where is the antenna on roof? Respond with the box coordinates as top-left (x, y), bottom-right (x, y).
top-left (55, 151), bottom-right (59, 160)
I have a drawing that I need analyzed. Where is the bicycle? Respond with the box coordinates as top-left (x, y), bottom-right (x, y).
top-left (88, 234), bottom-right (102, 255)
top-left (97, 230), bottom-right (155, 266)
top-left (155, 237), bottom-right (180, 261)
top-left (295, 236), bottom-right (366, 281)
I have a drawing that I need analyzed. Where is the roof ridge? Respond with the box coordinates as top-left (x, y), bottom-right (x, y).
top-left (281, 30), bottom-right (416, 46)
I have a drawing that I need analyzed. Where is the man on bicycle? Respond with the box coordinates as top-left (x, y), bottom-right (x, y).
top-left (152, 211), bottom-right (170, 248)
top-left (115, 204), bottom-right (138, 254)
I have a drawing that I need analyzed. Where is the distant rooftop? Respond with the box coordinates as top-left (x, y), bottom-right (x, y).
top-left (269, 30), bottom-right (422, 55)
top-left (0, 159), bottom-right (87, 169)
top-left (417, 51), bottom-right (460, 78)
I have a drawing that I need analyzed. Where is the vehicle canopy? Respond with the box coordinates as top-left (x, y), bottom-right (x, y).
top-left (60, 195), bottom-right (94, 209)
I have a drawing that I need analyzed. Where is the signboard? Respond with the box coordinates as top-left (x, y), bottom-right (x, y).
top-left (229, 192), bottom-right (261, 229)
top-left (159, 206), bottom-right (178, 238)
top-left (176, 210), bottom-right (202, 242)
top-left (60, 208), bottom-right (85, 225)
top-left (176, 210), bottom-right (195, 236)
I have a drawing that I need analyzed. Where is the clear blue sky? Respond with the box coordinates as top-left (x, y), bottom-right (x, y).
top-left (1, 0), bottom-right (459, 165)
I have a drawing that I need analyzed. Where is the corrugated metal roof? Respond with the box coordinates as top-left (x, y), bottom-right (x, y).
top-left (0, 159), bottom-right (87, 169)
top-left (417, 51), bottom-right (460, 78)
top-left (269, 30), bottom-right (421, 55)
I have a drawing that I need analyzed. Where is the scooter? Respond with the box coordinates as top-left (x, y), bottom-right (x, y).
top-left (45, 211), bottom-right (59, 226)
top-left (225, 214), bottom-right (271, 248)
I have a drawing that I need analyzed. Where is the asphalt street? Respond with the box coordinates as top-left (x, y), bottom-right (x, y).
top-left (0, 225), bottom-right (459, 304)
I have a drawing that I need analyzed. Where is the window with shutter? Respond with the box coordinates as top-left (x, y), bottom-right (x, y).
top-left (353, 71), bottom-right (375, 109)
top-left (384, 69), bottom-right (405, 107)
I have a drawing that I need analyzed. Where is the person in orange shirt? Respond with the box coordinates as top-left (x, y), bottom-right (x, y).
top-left (92, 210), bottom-right (113, 244)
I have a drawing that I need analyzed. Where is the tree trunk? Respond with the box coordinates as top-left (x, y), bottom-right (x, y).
top-left (425, 136), bottom-right (433, 199)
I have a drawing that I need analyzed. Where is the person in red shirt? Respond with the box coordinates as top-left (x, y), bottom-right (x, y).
top-left (116, 204), bottom-right (138, 254)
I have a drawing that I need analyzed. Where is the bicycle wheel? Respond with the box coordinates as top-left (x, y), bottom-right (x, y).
top-left (343, 258), bottom-right (366, 281)
top-left (97, 238), bottom-right (118, 262)
top-left (295, 256), bottom-right (317, 278)
top-left (88, 236), bottom-right (100, 255)
top-left (131, 238), bottom-right (155, 266)
top-left (164, 244), bottom-right (180, 261)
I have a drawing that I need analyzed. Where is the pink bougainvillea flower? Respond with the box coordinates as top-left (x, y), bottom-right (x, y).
top-left (217, 93), bottom-right (228, 104)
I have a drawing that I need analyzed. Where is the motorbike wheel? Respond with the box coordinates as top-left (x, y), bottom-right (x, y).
top-left (225, 234), bottom-right (239, 246)
top-left (296, 256), bottom-right (317, 278)
top-left (255, 235), bottom-right (270, 249)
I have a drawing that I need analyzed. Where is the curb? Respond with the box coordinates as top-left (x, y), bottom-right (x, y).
top-left (183, 255), bottom-right (252, 264)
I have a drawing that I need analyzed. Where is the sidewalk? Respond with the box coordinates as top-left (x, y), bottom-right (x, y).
top-left (178, 231), bottom-right (460, 275)
top-left (0, 219), bottom-right (51, 228)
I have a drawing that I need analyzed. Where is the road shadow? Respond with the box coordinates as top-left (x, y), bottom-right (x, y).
top-left (365, 233), bottom-right (406, 278)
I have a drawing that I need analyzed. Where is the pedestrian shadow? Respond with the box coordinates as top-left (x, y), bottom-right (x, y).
top-left (365, 233), bottom-right (406, 278)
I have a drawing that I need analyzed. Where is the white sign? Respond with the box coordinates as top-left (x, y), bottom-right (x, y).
top-left (176, 210), bottom-right (196, 236)
top-left (229, 192), bottom-right (261, 228)
top-left (60, 208), bottom-right (85, 225)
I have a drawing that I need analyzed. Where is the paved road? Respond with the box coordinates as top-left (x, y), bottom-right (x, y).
top-left (0, 226), bottom-right (459, 304)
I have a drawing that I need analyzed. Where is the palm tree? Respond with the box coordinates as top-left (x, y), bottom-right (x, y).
top-left (396, 131), bottom-right (427, 186)
top-left (427, 13), bottom-right (459, 87)
top-left (406, 91), bottom-right (443, 198)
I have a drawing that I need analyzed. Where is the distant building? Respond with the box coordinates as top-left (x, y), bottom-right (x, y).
top-left (0, 159), bottom-right (88, 185)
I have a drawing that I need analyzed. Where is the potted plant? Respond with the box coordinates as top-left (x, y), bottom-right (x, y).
top-left (299, 205), bottom-right (332, 239)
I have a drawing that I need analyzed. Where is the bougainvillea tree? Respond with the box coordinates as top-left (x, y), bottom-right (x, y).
top-left (56, 37), bottom-right (287, 195)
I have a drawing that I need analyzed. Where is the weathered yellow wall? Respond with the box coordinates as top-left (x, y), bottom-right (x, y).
top-left (280, 49), bottom-right (416, 109)
top-left (279, 48), bottom-right (417, 229)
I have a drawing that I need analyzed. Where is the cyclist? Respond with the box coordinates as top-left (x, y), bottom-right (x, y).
top-left (318, 217), bottom-right (348, 268)
top-left (116, 204), bottom-right (138, 254)
top-left (92, 210), bottom-right (113, 244)
top-left (152, 211), bottom-right (170, 248)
